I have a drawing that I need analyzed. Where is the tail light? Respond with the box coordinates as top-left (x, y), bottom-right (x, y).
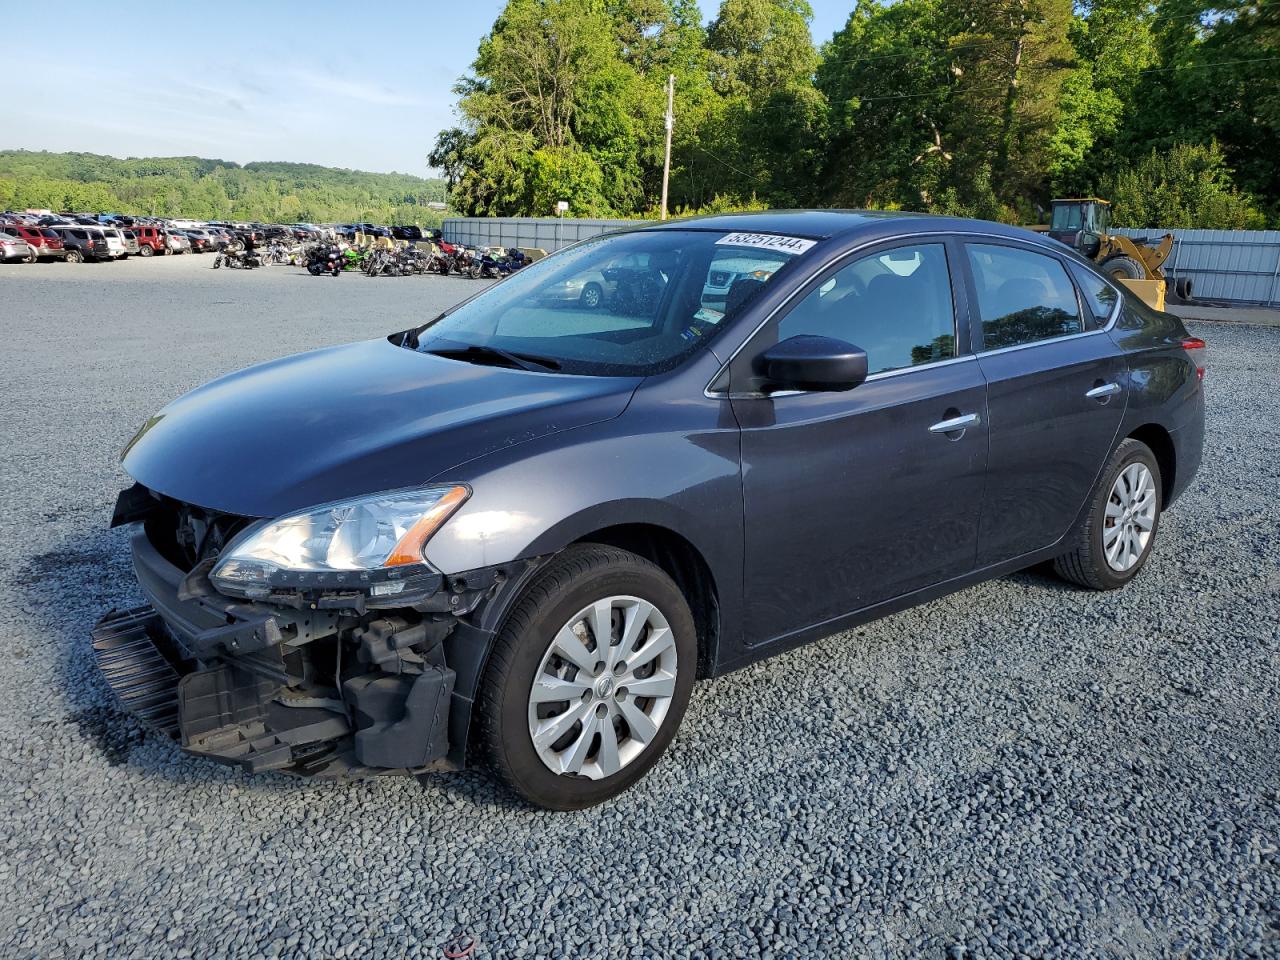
top-left (1181, 336), bottom-right (1207, 381)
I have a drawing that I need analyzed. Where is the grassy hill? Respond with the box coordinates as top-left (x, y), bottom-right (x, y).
top-left (0, 150), bottom-right (448, 224)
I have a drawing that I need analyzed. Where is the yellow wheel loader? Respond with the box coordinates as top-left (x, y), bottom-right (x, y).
top-left (1046, 198), bottom-right (1192, 310)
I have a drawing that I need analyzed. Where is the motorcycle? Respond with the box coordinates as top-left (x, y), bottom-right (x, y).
top-left (213, 249), bottom-right (262, 269)
top-left (304, 244), bottom-right (343, 276)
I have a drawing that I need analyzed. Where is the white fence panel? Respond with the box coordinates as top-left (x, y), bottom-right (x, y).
top-left (442, 217), bottom-right (639, 253)
top-left (1112, 228), bottom-right (1280, 306)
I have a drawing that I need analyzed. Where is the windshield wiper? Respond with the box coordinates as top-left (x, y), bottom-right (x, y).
top-left (426, 343), bottom-right (561, 373)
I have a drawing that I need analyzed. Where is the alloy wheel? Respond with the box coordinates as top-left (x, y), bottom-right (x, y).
top-left (1103, 462), bottom-right (1157, 572)
top-left (527, 595), bottom-right (678, 780)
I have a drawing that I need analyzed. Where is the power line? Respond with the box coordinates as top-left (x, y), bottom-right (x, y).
top-left (687, 144), bottom-right (761, 183)
top-left (841, 54), bottom-right (1280, 105)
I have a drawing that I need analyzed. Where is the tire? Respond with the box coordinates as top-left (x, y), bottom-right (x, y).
top-left (579, 282), bottom-right (604, 309)
top-left (1102, 255), bottom-right (1145, 282)
top-left (1053, 438), bottom-right (1162, 590)
top-left (65, 249), bottom-right (83, 264)
top-left (479, 544), bottom-right (697, 810)
top-left (139, 245), bottom-right (154, 257)
top-left (468, 262), bottom-right (482, 280)
top-left (24, 251), bottom-right (36, 264)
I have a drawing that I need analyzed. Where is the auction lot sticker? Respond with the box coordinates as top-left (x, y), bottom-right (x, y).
top-left (715, 232), bottom-right (816, 255)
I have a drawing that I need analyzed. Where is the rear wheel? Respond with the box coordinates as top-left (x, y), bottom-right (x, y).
top-left (480, 544), bottom-right (696, 810)
top-left (1053, 438), bottom-right (1162, 590)
top-left (1102, 255), bottom-right (1145, 282)
top-left (65, 249), bottom-right (83, 264)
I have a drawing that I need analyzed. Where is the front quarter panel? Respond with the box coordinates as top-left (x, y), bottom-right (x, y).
top-left (423, 365), bottom-right (745, 655)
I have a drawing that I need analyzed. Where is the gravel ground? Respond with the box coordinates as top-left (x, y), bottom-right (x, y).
top-left (0, 253), bottom-right (1277, 959)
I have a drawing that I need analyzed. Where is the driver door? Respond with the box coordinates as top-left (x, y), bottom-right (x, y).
top-left (729, 239), bottom-right (989, 647)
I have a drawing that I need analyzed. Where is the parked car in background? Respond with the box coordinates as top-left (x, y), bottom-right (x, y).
top-left (130, 225), bottom-right (166, 256)
top-left (181, 229), bottom-right (215, 253)
top-left (1, 223), bottom-right (65, 261)
top-left (700, 254), bottom-right (786, 309)
top-left (120, 230), bottom-right (141, 257)
top-left (49, 226), bottom-right (110, 262)
top-left (539, 267), bottom-right (615, 308)
top-left (204, 228), bottom-right (234, 251)
top-left (0, 233), bottom-right (35, 263)
top-left (99, 227), bottom-right (129, 259)
top-left (164, 230), bottom-right (191, 254)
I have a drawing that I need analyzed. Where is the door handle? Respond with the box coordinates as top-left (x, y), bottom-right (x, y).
top-left (929, 413), bottom-right (980, 434)
top-left (1085, 382), bottom-right (1122, 400)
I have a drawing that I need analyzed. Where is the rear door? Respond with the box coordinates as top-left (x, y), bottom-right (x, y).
top-left (730, 238), bottom-right (989, 646)
top-left (959, 238), bottom-right (1126, 566)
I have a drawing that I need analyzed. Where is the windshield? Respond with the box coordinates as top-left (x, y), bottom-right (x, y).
top-left (406, 229), bottom-right (813, 376)
top-left (1051, 204), bottom-right (1083, 231)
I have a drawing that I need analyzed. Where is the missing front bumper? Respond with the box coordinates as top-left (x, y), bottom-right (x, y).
top-left (91, 602), bottom-right (457, 779)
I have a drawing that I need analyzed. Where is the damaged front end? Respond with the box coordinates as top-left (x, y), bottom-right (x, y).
top-left (92, 484), bottom-right (539, 779)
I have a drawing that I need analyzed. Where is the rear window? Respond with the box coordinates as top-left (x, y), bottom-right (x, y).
top-left (1068, 262), bottom-right (1119, 326)
top-left (41, 229), bottom-right (59, 238)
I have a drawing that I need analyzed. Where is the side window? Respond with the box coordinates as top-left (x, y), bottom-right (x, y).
top-left (966, 243), bottom-right (1082, 350)
top-left (1068, 261), bottom-right (1119, 327)
top-left (776, 243), bottom-right (956, 375)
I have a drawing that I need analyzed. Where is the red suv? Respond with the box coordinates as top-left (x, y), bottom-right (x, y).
top-left (130, 226), bottom-right (167, 257)
top-left (0, 223), bottom-right (65, 261)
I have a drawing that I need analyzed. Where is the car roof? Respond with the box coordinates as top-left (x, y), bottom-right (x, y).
top-left (637, 209), bottom-right (1053, 247)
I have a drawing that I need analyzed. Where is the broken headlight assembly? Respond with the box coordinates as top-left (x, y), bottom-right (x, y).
top-left (210, 485), bottom-right (469, 600)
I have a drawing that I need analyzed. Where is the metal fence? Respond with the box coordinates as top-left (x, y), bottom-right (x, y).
top-left (1112, 228), bottom-right (1280, 306)
top-left (443, 217), bottom-right (1280, 306)
top-left (442, 216), bottom-right (638, 253)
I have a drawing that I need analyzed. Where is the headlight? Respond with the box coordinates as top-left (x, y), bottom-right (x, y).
top-left (211, 485), bottom-right (468, 598)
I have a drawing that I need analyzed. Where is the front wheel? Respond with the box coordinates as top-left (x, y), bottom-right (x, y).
top-left (139, 245), bottom-right (154, 257)
top-left (480, 545), bottom-right (696, 810)
top-left (1053, 438), bottom-right (1162, 590)
top-left (1102, 255), bottom-right (1145, 282)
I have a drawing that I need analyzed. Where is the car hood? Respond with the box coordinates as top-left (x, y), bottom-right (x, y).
top-left (121, 338), bottom-right (640, 518)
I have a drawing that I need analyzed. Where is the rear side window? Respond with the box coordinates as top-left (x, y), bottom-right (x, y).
top-left (73, 230), bottom-right (88, 239)
top-left (1068, 262), bottom-right (1119, 326)
top-left (966, 244), bottom-right (1082, 350)
top-left (41, 229), bottom-right (59, 238)
top-left (776, 243), bottom-right (956, 375)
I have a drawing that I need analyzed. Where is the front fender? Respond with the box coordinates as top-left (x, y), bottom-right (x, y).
top-left (423, 386), bottom-right (746, 655)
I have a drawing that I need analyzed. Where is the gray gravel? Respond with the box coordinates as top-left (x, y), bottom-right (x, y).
top-left (0, 253), bottom-right (1277, 959)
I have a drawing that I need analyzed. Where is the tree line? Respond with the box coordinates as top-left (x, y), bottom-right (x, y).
top-left (0, 151), bottom-right (448, 225)
top-left (431, 0), bottom-right (1278, 228)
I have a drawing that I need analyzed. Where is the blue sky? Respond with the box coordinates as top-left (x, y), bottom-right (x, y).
top-left (2, 2), bottom-right (853, 177)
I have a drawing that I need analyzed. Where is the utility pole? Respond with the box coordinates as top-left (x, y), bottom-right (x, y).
top-left (660, 73), bottom-right (674, 221)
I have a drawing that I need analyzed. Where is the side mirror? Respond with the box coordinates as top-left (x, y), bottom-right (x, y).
top-left (758, 335), bottom-right (869, 392)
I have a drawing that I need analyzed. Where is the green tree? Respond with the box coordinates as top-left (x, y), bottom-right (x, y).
top-left (1102, 140), bottom-right (1267, 228)
top-left (0, 150), bottom-right (446, 224)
